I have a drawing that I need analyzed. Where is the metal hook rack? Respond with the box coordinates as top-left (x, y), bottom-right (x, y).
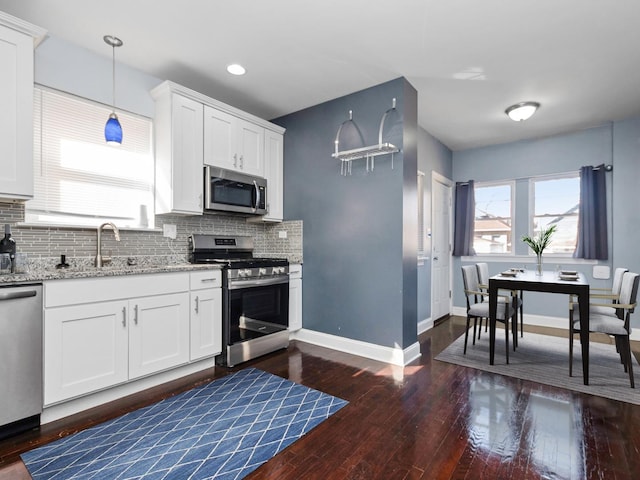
top-left (331, 98), bottom-right (400, 176)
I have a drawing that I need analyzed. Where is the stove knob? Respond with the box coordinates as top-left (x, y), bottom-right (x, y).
top-left (245, 269), bottom-right (253, 276)
top-left (259, 268), bottom-right (267, 275)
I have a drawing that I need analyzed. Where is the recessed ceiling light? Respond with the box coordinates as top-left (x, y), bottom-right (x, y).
top-left (226, 64), bottom-right (246, 76)
top-left (505, 101), bottom-right (540, 121)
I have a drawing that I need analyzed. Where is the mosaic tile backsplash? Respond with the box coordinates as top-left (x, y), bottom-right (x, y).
top-left (0, 202), bottom-right (303, 268)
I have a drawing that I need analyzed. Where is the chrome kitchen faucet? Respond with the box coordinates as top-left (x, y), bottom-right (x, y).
top-left (96, 222), bottom-right (120, 267)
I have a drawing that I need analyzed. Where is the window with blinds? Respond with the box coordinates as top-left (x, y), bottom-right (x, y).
top-left (26, 87), bottom-right (155, 229)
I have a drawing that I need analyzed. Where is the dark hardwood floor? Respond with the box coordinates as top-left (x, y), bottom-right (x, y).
top-left (2, 317), bottom-right (640, 479)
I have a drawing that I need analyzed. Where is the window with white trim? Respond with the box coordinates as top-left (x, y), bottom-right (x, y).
top-left (530, 174), bottom-right (580, 255)
top-left (26, 87), bottom-right (155, 229)
top-left (473, 182), bottom-right (513, 254)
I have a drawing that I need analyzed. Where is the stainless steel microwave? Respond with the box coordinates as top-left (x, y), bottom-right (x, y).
top-left (204, 166), bottom-right (267, 215)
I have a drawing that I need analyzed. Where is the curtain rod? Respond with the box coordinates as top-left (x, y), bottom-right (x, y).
top-left (455, 164), bottom-right (613, 186)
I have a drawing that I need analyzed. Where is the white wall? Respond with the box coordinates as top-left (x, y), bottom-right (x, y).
top-left (35, 35), bottom-right (161, 117)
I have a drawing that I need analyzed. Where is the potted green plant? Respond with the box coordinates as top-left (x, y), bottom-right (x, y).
top-left (522, 224), bottom-right (557, 275)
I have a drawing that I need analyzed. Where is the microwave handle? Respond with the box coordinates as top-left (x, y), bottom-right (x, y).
top-left (252, 180), bottom-right (260, 212)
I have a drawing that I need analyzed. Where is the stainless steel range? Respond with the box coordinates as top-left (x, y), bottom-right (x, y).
top-left (188, 234), bottom-right (289, 367)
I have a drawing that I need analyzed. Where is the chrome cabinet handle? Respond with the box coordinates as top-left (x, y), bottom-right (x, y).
top-left (233, 153), bottom-right (238, 168)
top-left (195, 296), bottom-right (199, 314)
top-left (122, 307), bottom-right (127, 327)
top-left (134, 304), bottom-right (139, 325)
top-left (239, 155), bottom-right (244, 169)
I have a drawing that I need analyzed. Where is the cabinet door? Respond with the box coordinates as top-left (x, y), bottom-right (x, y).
top-left (0, 24), bottom-right (34, 200)
top-left (170, 94), bottom-right (204, 213)
top-left (129, 292), bottom-right (190, 379)
top-left (44, 301), bottom-right (129, 405)
top-left (289, 277), bottom-right (302, 331)
top-left (190, 287), bottom-right (222, 360)
top-left (204, 106), bottom-right (237, 170)
top-left (263, 130), bottom-right (284, 221)
top-left (237, 118), bottom-right (265, 177)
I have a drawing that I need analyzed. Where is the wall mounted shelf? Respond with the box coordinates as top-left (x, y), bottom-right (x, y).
top-left (332, 98), bottom-right (400, 176)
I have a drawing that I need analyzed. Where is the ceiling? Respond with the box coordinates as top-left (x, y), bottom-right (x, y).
top-left (2, 0), bottom-right (639, 151)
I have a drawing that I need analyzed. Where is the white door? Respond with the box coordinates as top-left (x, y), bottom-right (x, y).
top-left (129, 292), bottom-right (190, 379)
top-left (171, 94), bottom-right (203, 213)
top-left (190, 288), bottom-right (222, 361)
top-left (263, 130), bottom-right (284, 221)
top-left (0, 24), bottom-right (35, 200)
top-left (431, 172), bottom-right (453, 321)
top-left (237, 118), bottom-right (265, 176)
top-left (203, 105), bottom-right (236, 170)
top-left (44, 300), bottom-right (129, 405)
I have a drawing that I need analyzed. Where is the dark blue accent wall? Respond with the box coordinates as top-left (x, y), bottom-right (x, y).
top-left (273, 78), bottom-right (418, 350)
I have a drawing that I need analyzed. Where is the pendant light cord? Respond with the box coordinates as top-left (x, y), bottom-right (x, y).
top-left (103, 35), bottom-right (123, 115)
top-left (112, 40), bottom-right (116, 114)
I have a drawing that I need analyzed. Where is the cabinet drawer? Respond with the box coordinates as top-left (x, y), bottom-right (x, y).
top-left (44, 272), bottom-right (190, 308)
top-left (190, 270), bottom-right (222, 289)
top-left (289, 264), bottom-right (302, 279)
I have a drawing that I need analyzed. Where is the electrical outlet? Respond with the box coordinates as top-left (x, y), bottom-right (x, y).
top-left (163, 224), bottom-right (177, 239)
top-left (278, 231), bottom-right (287, 239)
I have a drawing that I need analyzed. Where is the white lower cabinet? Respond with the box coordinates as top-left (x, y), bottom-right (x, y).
top-left (43, 271), bottom-right (220, 406)
top-left (289, 264), bottom-right (302, 332)
top-left (44, 300), bottom-right (129, 405)
top-left (128, 292), bottom-right (190, 379)
top-left (190, 270), bottom-right (222, 361)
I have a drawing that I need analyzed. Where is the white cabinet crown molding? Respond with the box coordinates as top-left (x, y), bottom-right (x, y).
top-left (150, 80), bottom-right (285, 135)
top-left (0, 11), bottom-right (47, 45)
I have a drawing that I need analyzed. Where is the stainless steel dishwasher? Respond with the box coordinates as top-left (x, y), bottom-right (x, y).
top-left (0, 283), bottom-right (43, 440)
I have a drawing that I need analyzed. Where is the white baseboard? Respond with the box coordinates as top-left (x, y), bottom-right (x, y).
top-left (418, 317), bottom-right (433, 335)
top-left (42, 357), bottom-right (216, 424)
top-left (291, 329), bottom-right (421, 366)
top-left (452, 306), bottom-right (640, 341)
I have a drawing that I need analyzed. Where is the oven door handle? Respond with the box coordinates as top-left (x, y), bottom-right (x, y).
top-left (228, 275), bottom-right (289, 289)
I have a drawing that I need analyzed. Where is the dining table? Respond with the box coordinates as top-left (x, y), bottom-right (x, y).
top-left (488, 269), bottom-right (590, 385)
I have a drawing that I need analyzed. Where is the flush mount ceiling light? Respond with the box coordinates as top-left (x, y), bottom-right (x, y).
top-left (505, 101), bottom-right (540, 122)
top-left (104, 35), bottom-right (123, 145)
top-left (226, 63), bottom-right (246, 76)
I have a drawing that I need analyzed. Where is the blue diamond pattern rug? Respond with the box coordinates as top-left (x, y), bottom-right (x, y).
top-left (22, 368), bottom-right (348, 479)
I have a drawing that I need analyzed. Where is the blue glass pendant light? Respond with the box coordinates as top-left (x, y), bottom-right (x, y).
top-left (104, 35), bottom-right (123, 145)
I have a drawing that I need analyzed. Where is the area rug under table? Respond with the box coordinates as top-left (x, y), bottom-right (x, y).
top-left (436, 331), bottom-right (640, 405)
top-left (22, 368), bottom-right (348, 480)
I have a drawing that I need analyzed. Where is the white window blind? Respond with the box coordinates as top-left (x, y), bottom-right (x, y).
top-left (26, 87), bottom-right (155, 229)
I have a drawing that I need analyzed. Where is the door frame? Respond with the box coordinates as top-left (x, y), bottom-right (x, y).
top-left (430, 171), bottom-right (454, 322)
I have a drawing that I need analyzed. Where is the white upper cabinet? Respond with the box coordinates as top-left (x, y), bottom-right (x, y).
top-left (151, 80), bottom-right (285, 219)
top-left (263, 130), bottom-right (284, 222)
top-left (204, 106), bottom-right (265, 177)
top-left (0, 13), bottom-right (46, 201)
top-left (151, 84), bottom-right (204, 215)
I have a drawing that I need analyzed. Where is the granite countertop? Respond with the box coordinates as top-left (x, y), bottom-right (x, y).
top-left (0, 262), bottom-right (221, 285)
